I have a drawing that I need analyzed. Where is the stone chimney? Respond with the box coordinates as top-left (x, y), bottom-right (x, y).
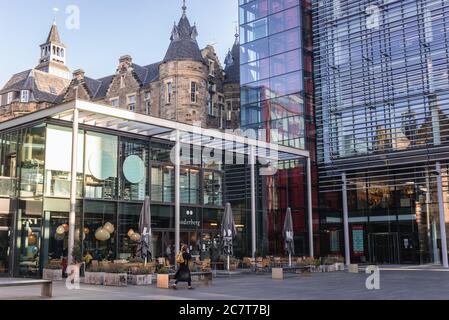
top-left (73, 69), bottom-right (85, 81)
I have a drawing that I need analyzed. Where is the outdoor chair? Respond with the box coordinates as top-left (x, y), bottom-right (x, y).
top-left (201, 259), bottom-right (211, 272)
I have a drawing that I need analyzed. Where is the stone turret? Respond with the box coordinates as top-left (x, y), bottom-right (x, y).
top-left (159, 2), bottom-right (209, 126)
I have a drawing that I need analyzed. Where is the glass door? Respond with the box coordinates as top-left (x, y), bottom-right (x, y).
top-left (369, 233), bottom-right (400, 264)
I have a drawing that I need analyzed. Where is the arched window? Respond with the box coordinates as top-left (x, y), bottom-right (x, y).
top-left (61, 49), bottom-right (65, 58)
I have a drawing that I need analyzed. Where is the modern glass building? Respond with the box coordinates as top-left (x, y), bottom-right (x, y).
top-left (314, 0), bottom-right (449, 265)
top-left (238, 0), bottom-right (317, 257)
top-left (0, 100), bottom-right (308, 277)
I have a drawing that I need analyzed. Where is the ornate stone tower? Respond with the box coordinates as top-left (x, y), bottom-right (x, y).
top-left (223, 31), bottom-right (241, 129)
top-left (159, 2), bottom-right (209, 126)
top-left (35, 21), bottom-right (71, 80)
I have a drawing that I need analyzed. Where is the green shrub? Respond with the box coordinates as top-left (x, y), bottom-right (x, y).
top-left (158, 267), bottom-right (169, 274)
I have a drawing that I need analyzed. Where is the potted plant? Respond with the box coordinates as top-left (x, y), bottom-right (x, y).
top-left (312, 258), bottom-right (322, 273)
top-left (84, 265), bottom-right (106, 285)
top-left (156, 266), bottom-right (170, 289)
top-left (129, 267), bottom-right (153, 286)
top-left (43, 262), bottom-right (63, 281)
top-left (104, 264), bottom-right (128, 287)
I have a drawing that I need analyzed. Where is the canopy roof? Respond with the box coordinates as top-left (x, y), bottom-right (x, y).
top-left (0, 100), bottom-right (309, 162)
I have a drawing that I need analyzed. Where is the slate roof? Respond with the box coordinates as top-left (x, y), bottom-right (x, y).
top-left (0, 69), bottom-right (71, 103)
top-left (163, 13), bottom-right (204, 63)
top-left (77, 61), bottom-right (162, 100)
top-left (224, 35), bottom-right (240, 84)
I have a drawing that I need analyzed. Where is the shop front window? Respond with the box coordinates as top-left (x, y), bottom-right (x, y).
top-left (19, 125), bottom-right (45, 198)
top-left (118, 203), bottom-right (141, 260)
top-left (203, 171), bottom-right (222, 206)
top-left (120, 139), bottom-right (148, 201)
top-left (0, 132), bottom-right (18, 197)
top-left (151, 165), bottom-right (174, 203)
top-left (84, 132), bottom-right (118, 200)
top-left (0, 199), bottom-right (13, 274)
top-left (83, 201), bottom-right (117, 261)
top-left (180, 167), bottom-right (200, 204)
top-left (16, 199), bottom-right (42, 277)
top-left (45, 125), bottom-right (84, 198)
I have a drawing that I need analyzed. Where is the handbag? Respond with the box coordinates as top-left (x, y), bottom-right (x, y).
top-left (176, 252), bottom-right (185, 264)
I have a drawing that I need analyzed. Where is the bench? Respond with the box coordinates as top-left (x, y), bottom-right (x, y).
top-left (0, 279), bottom-right (53, 298)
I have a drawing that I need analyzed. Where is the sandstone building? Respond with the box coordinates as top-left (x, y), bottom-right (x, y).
top-left (0, 5), bottom-right (240, 129)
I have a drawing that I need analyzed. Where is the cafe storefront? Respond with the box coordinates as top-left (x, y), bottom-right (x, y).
top-left (0, 100), bottom-right (310, 277)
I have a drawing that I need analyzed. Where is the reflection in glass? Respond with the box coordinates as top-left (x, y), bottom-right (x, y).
top-left (120, 139), bottom-right (148, 201)
top-left (45, 125), bottom-right (83, 198)
top-left (20, 125), bottom-right (45, 198)
top-left (85, 132), bottom-right (118, 200)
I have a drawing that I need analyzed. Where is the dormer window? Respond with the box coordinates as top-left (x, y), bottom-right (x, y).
top-left (6, 92), bottom-right (14, 105)
top-left (20, 90), bottom-right (29, 103)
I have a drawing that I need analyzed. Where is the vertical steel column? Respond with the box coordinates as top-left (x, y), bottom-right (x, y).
top-left (342, 172), bottom-right (351, 266)
top-left (436, 162), bottom-right (448, 268)
top-left (68, 107), bottom-right (79, 266)
top-left (250, 145), bottom-right (256, 258)
top-left (175, 130), bottom-right (181, 258)
top-left (307, 157), bottom-right (314, 257)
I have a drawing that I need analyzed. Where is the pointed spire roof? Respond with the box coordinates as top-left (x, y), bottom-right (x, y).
top-left (45, 21), bottom-right (64, 46)
top-left (224, 32), bottom-right (240, 84)
top-left (163, 1), bottom-right (204, 63)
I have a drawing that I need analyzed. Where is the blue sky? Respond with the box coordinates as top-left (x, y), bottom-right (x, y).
top-left (0, 0), bottom-right (238, 87)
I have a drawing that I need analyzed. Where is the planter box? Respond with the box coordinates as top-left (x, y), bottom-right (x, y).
top-left (84, 272), bottom-right (105, 285)
top-left (104, 273), bottom-right (127, 287)
top-left (157, 274), bottom-right (170, 289)
top-left (43, 269), bottom-right (63, 281)
top-left (272, 268), bottom-right (284, 280)
top-left (348, 264), bottom-right (359, 274)
top-left (130, 274), bottom-right (153, 286)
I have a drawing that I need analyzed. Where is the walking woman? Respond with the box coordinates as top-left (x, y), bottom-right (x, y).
top-left (173, 245), bottom-right (194, 290)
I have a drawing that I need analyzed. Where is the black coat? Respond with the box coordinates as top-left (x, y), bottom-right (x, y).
top-left (175, 252), bottom-right (192, 282)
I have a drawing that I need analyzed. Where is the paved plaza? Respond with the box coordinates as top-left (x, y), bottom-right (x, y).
top-left (1, 267), bottom-right (449, 300)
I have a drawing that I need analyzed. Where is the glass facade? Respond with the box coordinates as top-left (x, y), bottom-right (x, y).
top-left (0, 120), bottom-right (285, 276)
top-left (239, 0), bottom-right (318, 256)
top-left (314, 0), bottom-right (449, 264)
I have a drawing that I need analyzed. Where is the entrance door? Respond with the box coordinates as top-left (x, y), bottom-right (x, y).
top-left (368, 233), bottom-right (400, 264)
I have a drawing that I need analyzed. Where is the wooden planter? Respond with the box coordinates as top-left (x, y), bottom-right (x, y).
top-left (156, 274), bottom-right (170, 289)
top-left (104, 273), bottom-right (127, 287)
top-left (42, 269), bottom-right (63, 281)
top-left (84, 272), bottom-right (105, 285)
top-left (130, 274), bottom-right (153, 286)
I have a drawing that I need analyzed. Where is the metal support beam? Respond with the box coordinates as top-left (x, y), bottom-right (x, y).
top-left (436, 162), bottom-right (449, 268)
top-left (342, 172), bottom-right (351, 266)
top-left (250, 145), bottom-right (256, 258)
top-left (68, 108), bottom-right (79, 266)
top-left (307, 157), bottom-right (314, 257)
top-left (175, 130), bottom-right (181, 260)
